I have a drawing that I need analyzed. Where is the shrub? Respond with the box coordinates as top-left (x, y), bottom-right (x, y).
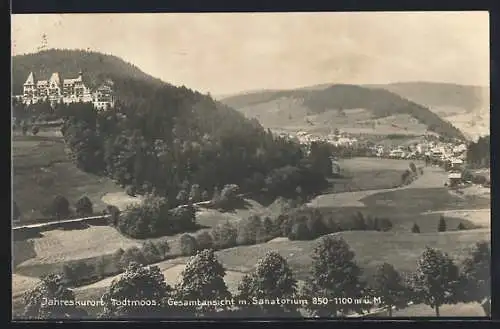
top-left (119, 246), bottom-right (147, 269)
top-left (412, 223), bottom-right (421, 233)
top-left (378, 218), bottom-right (393, 232)
top-left (288, 221), bottom-right (311, 241)
top-left (236, 215), bottom-right (263, 245)
top-left (125, 185), bottom-right (136, 197)
top-left (46, 195), bottom-right (71, 219)
top-left (457, 222), bottom-right (466, 230)
top-left (153, 239), bottom-right (170, 257)
top-left (472, 174), bottom-right (487, 185)
top-left (31, 125), bottom-right (40, 136)
top-left (75, 196), bottom-right (93, 217)
top-left (141, 241), bottom-right (162, 263)
top-left (196, 231), bottom-right (214, 250)
top-left (211, 221), bottom-right (237, 249)
top-left (180, 234), bottom-right (199, 256)
top-left (409, 162), bottom-right (417, 173)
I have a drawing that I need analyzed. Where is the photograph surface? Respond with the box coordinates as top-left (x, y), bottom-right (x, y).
top-left (11, 12), bottom-right (491, 320)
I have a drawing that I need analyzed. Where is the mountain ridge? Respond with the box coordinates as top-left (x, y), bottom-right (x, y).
top-left (220, 84), bottom-right (467, 140)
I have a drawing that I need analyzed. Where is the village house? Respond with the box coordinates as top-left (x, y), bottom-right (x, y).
top-left (19, 71), bottom-right (115, 111)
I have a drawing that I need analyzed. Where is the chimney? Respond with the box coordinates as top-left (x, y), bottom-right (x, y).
top-left (78, 71), bottom-right (83, 80)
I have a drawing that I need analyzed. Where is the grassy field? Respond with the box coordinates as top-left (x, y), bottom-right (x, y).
top-left (12, 132), bottom-right (124, 222)
top-left (13, 229), bottom-right (487, 318)
top-left (323, 158), bottom-right (424, 193)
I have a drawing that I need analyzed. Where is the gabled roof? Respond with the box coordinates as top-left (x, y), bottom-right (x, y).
top-left (24, 72), bottom-right (35, 85)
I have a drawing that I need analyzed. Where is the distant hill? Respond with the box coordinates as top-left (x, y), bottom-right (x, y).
top-left (365, 82), bottom-right (489, 115)
top-left (220, 84), bottom-right (466, 140)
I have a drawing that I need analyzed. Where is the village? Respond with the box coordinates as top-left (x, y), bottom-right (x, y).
top-left (279, 129), bottom-right (487, 189)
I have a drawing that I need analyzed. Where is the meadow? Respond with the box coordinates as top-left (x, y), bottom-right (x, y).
top-left (13, 131), bottom-right (124, 222)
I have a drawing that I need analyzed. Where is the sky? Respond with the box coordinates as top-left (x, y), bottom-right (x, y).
top-left (11, 12), bottom-right (489, 96)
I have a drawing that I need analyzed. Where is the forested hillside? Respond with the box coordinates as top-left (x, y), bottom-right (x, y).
top-left (12, 50), bottom-right (330, 213)
top-left (12, 49), bottom-right (164, 94)
top-left (221, 84), bottom-right (466, 140)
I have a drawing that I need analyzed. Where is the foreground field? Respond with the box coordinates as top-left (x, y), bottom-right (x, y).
top-left (13, 229), bottom-right (488, 318)
top-left (13, 133), bottom-right (124, 221)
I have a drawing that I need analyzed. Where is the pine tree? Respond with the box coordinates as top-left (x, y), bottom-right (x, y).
top-left (438, 216), bottom-right (447, 232)
top-left (411, 223), bottom-right (421, 233)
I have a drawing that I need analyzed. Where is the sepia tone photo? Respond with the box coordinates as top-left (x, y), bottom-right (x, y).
top-left (11, 12), bottom-right (490, 320)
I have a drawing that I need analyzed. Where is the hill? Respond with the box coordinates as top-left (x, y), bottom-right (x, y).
top-left (12, 49), bottom-right (164, 94)
top-left (220, 84), bottom-right (466, 140)
top-left (365, 82), bottom-right (489, 115)
top-left (12, 50), bottom-right (326, 230)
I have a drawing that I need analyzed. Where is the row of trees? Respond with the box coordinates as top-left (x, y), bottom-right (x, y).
top-left (411, 216), bottom-right (469, 234)
top-left (22, 237), bottom-right (490, 319)
top-left (54, 206), bottom-right (395, 286)
top-left (13, 195), bottom-right (95, 221)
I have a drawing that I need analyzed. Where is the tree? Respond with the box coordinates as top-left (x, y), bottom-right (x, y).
top-left (154, 239), bottom-right (170, 258)
top-left (180, 233), bottom-right (199, 256)
top-left (410, 247), bottom-right (461, 317)
top-left (23, 273), bottom-right (86, 319)
top-left (196, 231), bottom-right (214, 250)
top-left (176, 189), bottom-right (189, 205)
top-left (119, 246), bottom-right (147, 270)
top-left (371, 263), bottom-right (409, 317)
top-left (457, 222), bottom-right (466, 230)
top-left (461, 241), bottom-right (490, 315)
top-left (302, 236), bottom-right (365, 317)
top-left (237, 251), bottom-right (299, 317)
top-left (236, 215), bottom-right (263, 245)
top-left (201, 190), bottom-right (209, 202)
top-left (259, 216), bottom-right (275, 242)
top-left (438, 215), bottom-right (447, 232)
top-left (100, 262), bottom-right (172, 318)
top-left (22, 122), bottom-right (29, 135)
top-left (13, 201), bottom-right (21, 221)
top-left (412, 223), bottom-right (421, 233)
top-left (141, 241), bottom-right (162, 263)
top-left (105, 205), bottom-right (120, 226)
top-left (211, 221), bottom-right (237, 249)
top-left (75, 196), bottom-right (93, 217)
top-left (189, 184), bottom-right (202, 203)
top-left (46, 195), bottom-right (71, 219)
top-left (409, 162), bottom-right (417, 173)
top-left (175, 249), bottom-right (231, 316)
top-left (32, 125), bottom-right (40, 136)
